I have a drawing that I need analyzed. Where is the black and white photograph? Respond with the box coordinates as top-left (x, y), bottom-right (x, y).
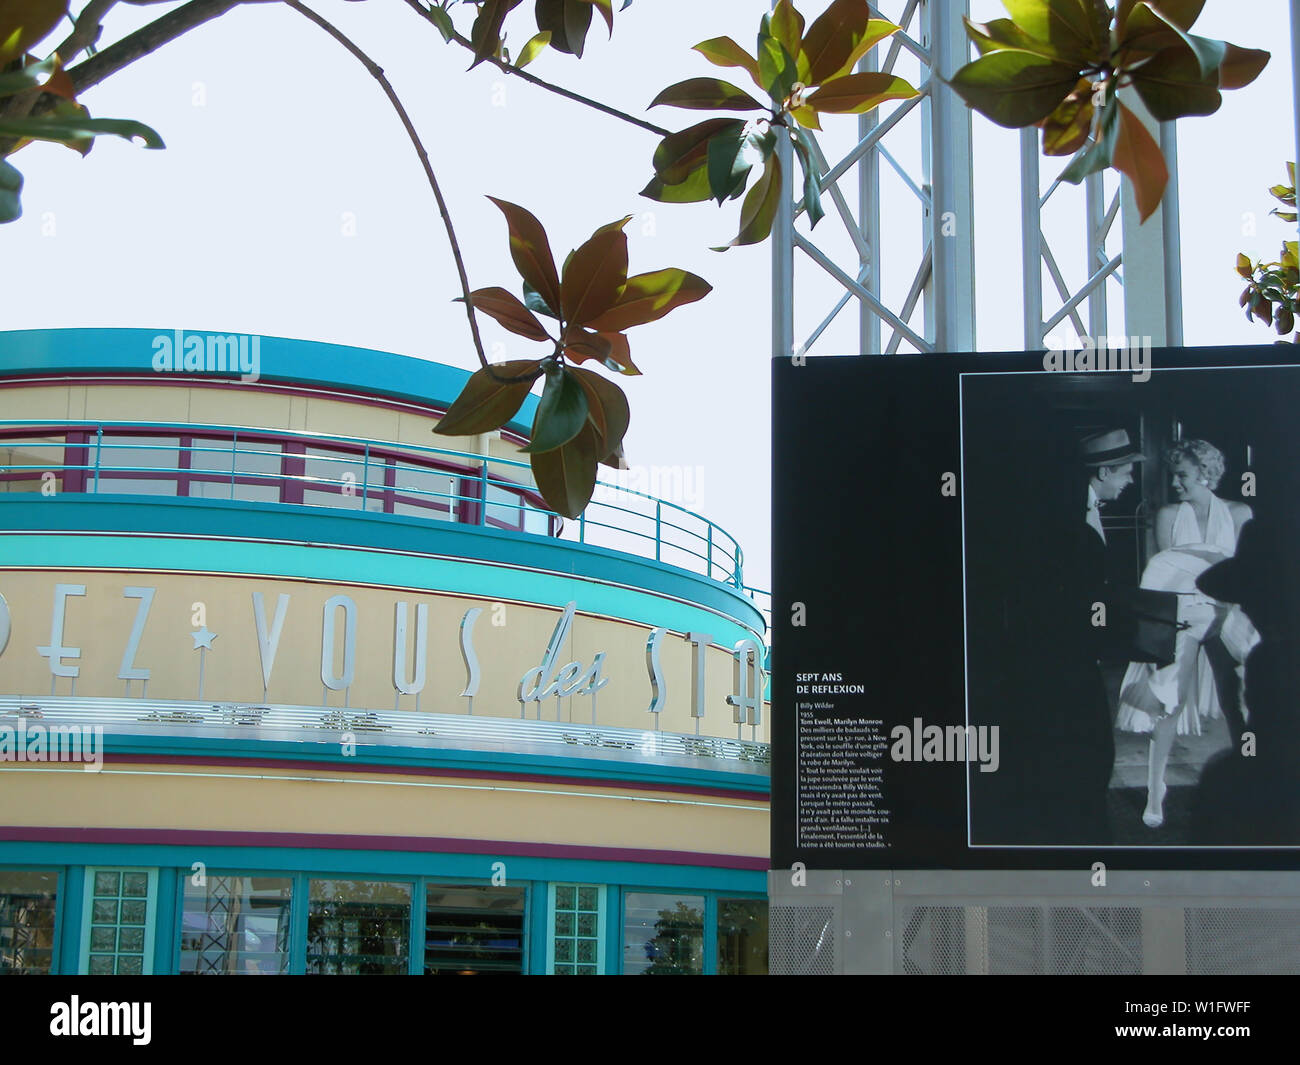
top-left (963, 357), bottom-right (1300, 849)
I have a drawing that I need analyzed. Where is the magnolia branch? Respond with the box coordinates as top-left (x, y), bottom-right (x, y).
top-left (401, 0), bottom-right (670, 138)
top-left (287, 0), bottom-right (540, 381)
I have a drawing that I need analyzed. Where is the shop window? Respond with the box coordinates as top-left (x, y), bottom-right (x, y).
top-left (307, 879), bottom-right (411, 975)
top-left (717, 897), bottom-right (768, 975)
top-left (547, 884), bottom-right (605, 975)
top-left (0, 870), bottom-right (59, 974)
top-left (423, 884), bottom-right (526, 975)
top-left (81, 868), bottom-right (157, 975)
top-left (622, 892), bottom-right (704, 975)
top-left (180, 875), bottom-right (293, 975)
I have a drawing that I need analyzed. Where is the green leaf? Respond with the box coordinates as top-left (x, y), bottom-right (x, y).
top-left (561, 326), bottom-right (614, 364)
top-left (522, 363), bottom-right (589, 454)
top-left (1124, 2), bottom-right (1223, 78)
top-left (707, 129), bottom-right (751, 204)
top-left (640, 166), bottom-right (713, 203)
top-left (432, 359), bottom-right (544, 436)
top-left (1001, 0), bottom-right (1099, 63)
top-left (530, 421), bottom-right (601, 518)
top-left (791, 126), bottom-right (825, 229)
top-left (571, 366), bottom-right (630, 460)
top-left (516, 31), bottom-right (551, 68)
top-left (522, 280), bottom-right (558, 319)
top-left (1060, 94), bottom-right (1119, 183)
top-left (757, 35), bottom-right (798, 104)
top-left (806, 71), bottom-right (918, 113)
top-left (427, 4), bottom-right (456, 43)
top-left (470, 0), bottom-right (522, 67)
top-left (713, 150), bottom-right (782, 251)
top-left (1040, 79), bottom-right (1093, 155)
top-left (560, 215), bottom-right (631, 326)
top-left (769, 0), bottom-right (805, 63)
top-left (536, 0), bottom-right (594, 57)
top-left (693, 37), bottom-right (761, 85)
top-left (963, 17), bottom-right (1070, 60)
top-left (0, 158), bottom-right (22, 224)
top-left (585, 267), bottom-right (712, 331)
top-left (947, 50), bottom-right (1080, 127)
top-left (0, 0), bottom-right (67, 65)
top-left (460, 287), bottom-right (552, 341)
top-left (1129, 46), bottom-right (1221, 120)
top-left (487, 197), bottom-right (564, 327)
top-left (1236, 253), bottom-right (1253, 280)
top-left (802, 1), bottom-right (899, 86)
top-left (652, 117), bottom-right (744, 184)
top-left (0, 114), bottom-right (165, 151)
top-left (0, 56), bottom-right (56, 98)
top-left (581, 0), bottom-right (615, 36)
top-left (649, 78), bottom-right (764, 112)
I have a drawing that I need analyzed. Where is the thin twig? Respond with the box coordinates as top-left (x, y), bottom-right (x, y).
top-left (55, 0), bottom-right (121, 66)
top-left (288, 0), bottom-right (542, 382)
top-left (402, 0), bottom-right (669, 138)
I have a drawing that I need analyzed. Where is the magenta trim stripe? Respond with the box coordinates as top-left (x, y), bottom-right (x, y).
top-left (0, 826), bottom-right (769, 870)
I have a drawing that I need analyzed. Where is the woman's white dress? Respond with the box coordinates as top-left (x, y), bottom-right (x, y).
top-left (1115, 496), bottom-right (1258, 735)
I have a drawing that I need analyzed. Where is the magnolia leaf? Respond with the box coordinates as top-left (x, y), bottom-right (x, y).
top-left (1060, 95), bottom-right (1119, 183)
top-left (802, 1), bottom-right (899, 86)
top-left (757, 34), bottom-right (798, 104)
top-left (432, 359), bottom-right (544, 436)
top-left (597, 330), bottom-right (640, 375)
top-left (0, 113), bottom-right (165, 151)
top-left (561, 215), bottom-right (631, 326)
top-left (537, 0), bottom-right (594, 57)
top-left (470, 0), bottom-right (522, 68)
top-left (522, 363), bottom-right (589, 453)
top-left (1217, 42), bottom-right (1270, 91)
top-left (769, 0), bottom-right (804, 62)
top-left (1124, 2), bottom-right (1223, 78)
top-left (652, 117), bottom-right (744, 184)
top-left (791, 126), bottom-right (825, 228)
top-left (963, 16), bottom-right (1071, 61)
top-left (713, 150), bottom-right (781, 250)
top-left (1129, 46), bottom-right (1221, 120)
top-left (516, 31), bottom-right (551, 68)
top-left (641, 166), bottom-right (713, 203)
top-left (0, 55), bottom-right (57, 97)
top-left (561, 325), bottom-right (614, 364)
top-left (585, 268), bottom-right (712, 332)
top-left (522, 280), bottom-right (558, 320)
top-left (0, 0), bottom-right (67, 64)
top-left (649, 78), bottom-right (764, 112)
top-left (693, 36), bottom-right (761, 85)
top-left (1112, 100), bottom-right (1168, 222)
top-left (487, 197), bottom-right (564, 326)
top-left (427, 4), bottom-right (456, 42)
top-left (707, 129), bottom-right (752, 204)
top-left (571, 365), bottom-right (630, 460)
top-left (1040, 80), bottom-right (1093, 156)
top-left (460, 287), bottom-right (552, 341)
top-left (807, 71), bottom-right (917, 113)
top-left (580, 0), bottom-right (614, 36)
top-left (0, 158), bottom-right (23, 223)
top-left (1001, 0), bottom-right (1099, 63)
top-left (1236, 253), bottom-right (1253, 280)
top-left (947, 50), bottom-right (1081, 128)
top-left (530, 421), bottom-right (601, 518)
top-left (790, 104), bottom-right (822, 130)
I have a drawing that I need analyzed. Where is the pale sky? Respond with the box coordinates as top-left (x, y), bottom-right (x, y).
top-left (1, 0), bottom-right (1294, 593)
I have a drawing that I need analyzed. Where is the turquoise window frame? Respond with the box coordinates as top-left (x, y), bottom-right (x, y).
top-left (545, 883), bottom-right (607, 975)
top-left (78, 866), bottom-right (158, 975)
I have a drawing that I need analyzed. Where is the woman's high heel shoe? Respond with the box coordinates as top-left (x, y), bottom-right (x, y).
top-left (1143, 781), bottom-right (1167, 828)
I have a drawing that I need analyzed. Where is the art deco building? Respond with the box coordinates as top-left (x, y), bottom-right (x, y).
top-left (0, 328), bottom-right (769, 975)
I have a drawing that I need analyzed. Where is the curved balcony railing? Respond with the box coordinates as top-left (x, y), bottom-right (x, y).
top-left (0, 420), bottom-right (760, 601)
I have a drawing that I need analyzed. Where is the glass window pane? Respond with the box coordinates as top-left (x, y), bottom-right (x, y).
top-left (180, 875), bottom-right (293, 975)
top-left (0, 435), bottom-right (65, 494)
top-left (717, 898), bottom-right (768, 975)
top-left (423, 884), bottom-right (525, 975)
top-left (82, 868), bottom-right (153, 975)
top-left (622, 893), bottom-right (704, 975)
top-left (485, 483), bottom-right (525, 529)
top-left (94, 476), bottom-right (178, 496)
top-left (551, 883), bottom-right (604, 976)
top-left (0, 870), bottom-right (59, 974)
top-left (98, 435), bottom-right (179, 472)
top-left (188, 479), bottom-right (282, 504)
top-left (307, 880), bottom-right (410, 975)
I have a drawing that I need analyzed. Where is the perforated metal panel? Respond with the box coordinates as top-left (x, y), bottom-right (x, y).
top-left (769, 871), bottom-right (1300, 974)
top-left (769, 905), bottom-right (837, 975)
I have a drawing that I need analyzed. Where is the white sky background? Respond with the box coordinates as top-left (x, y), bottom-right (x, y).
top-left (2, 0), bottom-right (1295, 592)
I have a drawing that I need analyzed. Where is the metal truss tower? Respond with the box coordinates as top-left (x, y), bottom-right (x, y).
top-left (771, 0), bottom-right (1193, 360)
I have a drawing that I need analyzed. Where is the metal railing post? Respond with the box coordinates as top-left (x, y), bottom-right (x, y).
top-left (579, 509), bottom-right (585, 543)
top-left (229, 430), bottom-right (238, 499)
top-left (706, 525), bottom-right (713, 580)
top-left (361, 442), bottom-right (370, 507)
top-left (92, 426), bottom-right (102, 493)
top-left (478, 462), bottom-right (488, 525)
top-left (655, 501), bottom-right (662, 562)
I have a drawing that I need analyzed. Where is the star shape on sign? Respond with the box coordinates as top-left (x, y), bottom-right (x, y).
top-left (191, 626), bottom-right (218, 650)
